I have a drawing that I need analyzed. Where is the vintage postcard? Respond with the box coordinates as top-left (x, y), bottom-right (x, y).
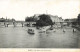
top-left (0, 0), bottom-right (80, 52)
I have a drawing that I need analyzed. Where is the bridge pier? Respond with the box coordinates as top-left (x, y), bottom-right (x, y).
top-left (13, 22), bottom-right (16, 27)
top-left (21, 22), bottom-right (24, 27)
top-left (6, 24), bottom-right (9, 27)
top-left (4, 22), bottom-right (6, 27)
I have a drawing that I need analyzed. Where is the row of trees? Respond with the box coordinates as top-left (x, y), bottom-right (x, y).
top-left (25, 14), bottom-right (54, 27)
top-left (0, 17), bottom-right (15, 22)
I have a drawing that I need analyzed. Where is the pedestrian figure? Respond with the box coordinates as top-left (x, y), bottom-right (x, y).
top-left (63, 29), bottom-right (65, 33)
top-left (73, 29), bottom-right (76, 32)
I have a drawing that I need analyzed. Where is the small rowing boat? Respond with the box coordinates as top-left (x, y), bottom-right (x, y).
top-left (28, 28), bottom-right (35, 34)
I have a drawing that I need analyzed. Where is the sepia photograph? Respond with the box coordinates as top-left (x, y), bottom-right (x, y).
top-left (0, 0), bottom-right (80, 49)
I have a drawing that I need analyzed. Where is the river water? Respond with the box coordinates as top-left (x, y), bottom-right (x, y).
top-left (0, 25), bottom-right (79, 48)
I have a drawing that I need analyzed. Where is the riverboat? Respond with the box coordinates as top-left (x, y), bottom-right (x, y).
top-left (28, 28), bottom-right (35, 34)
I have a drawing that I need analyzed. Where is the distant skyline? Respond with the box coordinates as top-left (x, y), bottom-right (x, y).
top-left (0, 0), bottom-right (79, 21)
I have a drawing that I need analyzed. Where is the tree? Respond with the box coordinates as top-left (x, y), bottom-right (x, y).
top-left (77, 14), bottom-right (80, 25)
top-left (64, 19), bottom-right (69, 21)
top-left (36, 14), bottom-right (54, 27)
top-left (25, 16), bottom-right (37, 22)
top-left (12, 18), bottom-right (15, 22)
top-left (0, 18), bottom-right (6, 22)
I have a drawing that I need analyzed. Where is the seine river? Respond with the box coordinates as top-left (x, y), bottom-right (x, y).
top-left (0, 25), bottom-right (80, 48)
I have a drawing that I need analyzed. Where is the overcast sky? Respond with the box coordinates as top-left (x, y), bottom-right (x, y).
top-left (0, 0), bottom-right (80, 21)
